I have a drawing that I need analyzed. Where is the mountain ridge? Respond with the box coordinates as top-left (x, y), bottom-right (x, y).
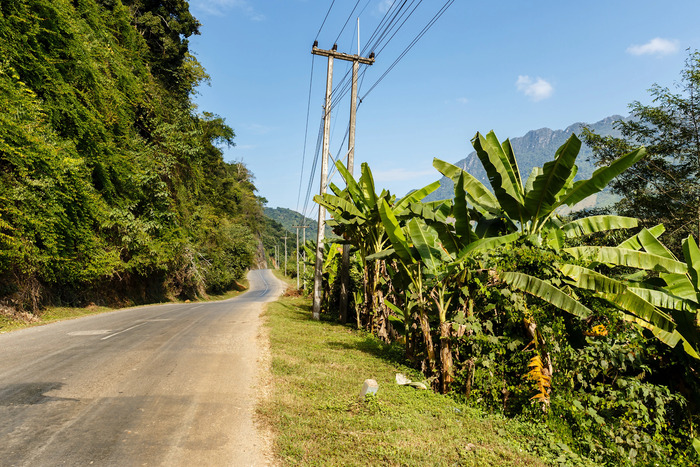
top-left (424, 115), bottom-right (626, 206)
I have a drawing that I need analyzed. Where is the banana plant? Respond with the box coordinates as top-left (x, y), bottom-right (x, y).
top-left (314, 160), bottom-right (440, 334)
top-left (595, 229), bottom-right (700, 359)
top-left (433, 131), bottom-right (646, 244)
top-left (375, 197), bottom-right (517, 393)
top-left (506, 226), bottom-right (700, 361)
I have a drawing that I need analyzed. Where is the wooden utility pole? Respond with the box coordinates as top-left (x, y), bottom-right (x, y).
top-left (282, 235), bottom-right (289, 277)
top-left (292, 225), bottom-right (307, 289)
top-left (339, 45), bottom-right (362, 324)
top-left (302, 225), bottom-right (307, 285)
top-left (311, 41), bottom-right (374, 321)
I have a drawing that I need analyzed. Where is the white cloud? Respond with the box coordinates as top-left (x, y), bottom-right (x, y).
top-left (516, 75), bottom-right (554, 102)
top-left (456, 97), bottom-right (469, 105)
top-left (377, 0), bottom-right (395, 14)
top-left (626, 37), bottom-right (679, 56)
top-left (190, 0), bottom-right (265, 20)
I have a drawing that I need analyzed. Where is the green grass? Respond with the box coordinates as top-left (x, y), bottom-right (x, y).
top-left (259, 296), bottom-right (549, 466)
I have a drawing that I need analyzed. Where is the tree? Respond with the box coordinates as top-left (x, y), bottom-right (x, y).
top-left (582, 50), bottom-right (700, 256)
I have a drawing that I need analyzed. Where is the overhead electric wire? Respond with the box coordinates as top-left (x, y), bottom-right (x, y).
top-left (295, 55), bottom-right (317, 225)
top-left (360, 0), bottom-right (405, 56)
top-left (315, 0), bottom-right (336, 41)
top-left (363, 0), bottom-right (413, 56)
top-left (301, 0), bottom-right (455, 224)
top-left (301, 117), bottom-right (325, 223)
top-left (323, 0), bottom-right (402, 108)
top-left (334, 0), bottom-right (362, 45)
top-left (373, 0), bottom-right (424, 57)
top-left (360, 0), bottom-right (454, 102)
top-left (328, 0), bottom-right (424, 114)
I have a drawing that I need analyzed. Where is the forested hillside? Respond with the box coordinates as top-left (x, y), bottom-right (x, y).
top-left (0, 0), bottom-right (264, 311)
top-left (263, 207), bottom-right (319, 242)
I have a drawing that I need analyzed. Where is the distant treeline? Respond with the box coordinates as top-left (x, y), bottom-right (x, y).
top-left (0, 0), bottom-right (265, 310)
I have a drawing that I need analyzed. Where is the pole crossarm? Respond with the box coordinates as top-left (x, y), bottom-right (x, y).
top-left (312, 46), bottom-right (375, 65)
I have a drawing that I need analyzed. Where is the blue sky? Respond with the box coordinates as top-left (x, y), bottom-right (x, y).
top-left (188, 0), bottom-right (700, 215)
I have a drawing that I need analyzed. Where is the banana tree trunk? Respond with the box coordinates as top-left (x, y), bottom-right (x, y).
top-left (418, 309), bottom-right (436, 375)
top-left (439, 321), bottom-right (454, 393)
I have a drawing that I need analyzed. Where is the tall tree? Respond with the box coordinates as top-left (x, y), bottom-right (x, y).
top-left (582, 50), bottom-right (700, 255)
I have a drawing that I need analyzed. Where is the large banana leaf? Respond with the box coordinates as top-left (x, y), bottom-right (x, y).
top-left (560, 216), bottom-right (638, 239)
top-left (620, 313), bottom-right (682, 348)
top-left (394, 180), bottom-right (441, 213)
top-left (472, 132), bottom-right (526, 222)
top-left (328, 182), bottom-right (344, 197)
top-left (429, 221), bottom-right (461, 259)
top-left (638, 227), bottom-right (677, 260)
top-left (458, 231), bottom-right (521, 257)
top-left (660, 273), bottom-right (696, 301)
top-left (557, 147), bottom-right (647, 207)
top-left (407, 218), bottom-right (442, 274)
top-left (501, 271), bottom-right (591, 319)
top-left (601, 290), bottom-right (676, 333)
top-left (501, 138), bottom-right (524, 193)
top-left (524, 166), bottom-right (541, 194)
top-left (335, 160), bottom-right (366, 210)
top-left (523, 134), bottom-right (581, 224)
top-left (377, 198), bottom-right (413, 265)
top-left (359, 163), bottom-right (378, 208)
top-left (564, 246), bottom-right (687, 274)
top-left (315, 193), bottom-right (365, 222)
top-left (628, 286), bottom-right (691, 311)
top-left (560, 264), bottom-right (626, 295)
top-left (432, 158), bottom-right (500, 214)
top-left (453, 172), bottom-right (472, 240)
top-left (682, 236), bottom-right (700, 301)
top-left (617, 224), bottom-right (665, 250)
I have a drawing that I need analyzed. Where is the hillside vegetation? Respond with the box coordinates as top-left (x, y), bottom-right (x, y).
top-left (0, 0), bottom-right (263, 314)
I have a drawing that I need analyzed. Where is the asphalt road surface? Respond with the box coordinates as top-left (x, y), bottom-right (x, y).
top-left (0, 269), bottom-right (285, 467)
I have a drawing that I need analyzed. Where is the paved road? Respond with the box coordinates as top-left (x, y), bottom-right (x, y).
top-left (0, 269), bottom-right (285, 467)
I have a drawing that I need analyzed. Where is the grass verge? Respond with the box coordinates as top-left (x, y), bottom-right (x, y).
top-left (259, 295), bottom-right (548, 466)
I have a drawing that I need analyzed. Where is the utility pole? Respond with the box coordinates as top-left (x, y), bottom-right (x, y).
top-left (292, 225), bottom-right (308, 290)
top-left (311, 40), bottom-right (374, 321)
top-left (339, 20), bottom-right (365, 324)
top-left (282, 235), bottom-right (289, 277)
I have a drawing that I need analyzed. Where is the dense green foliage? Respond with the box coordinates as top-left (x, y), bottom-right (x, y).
top-left (314, 126), bottom-right (700, 465)
top-left (0, 0), bottom-right (263, 310)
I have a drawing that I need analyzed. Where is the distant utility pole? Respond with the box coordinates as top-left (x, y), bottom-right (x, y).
top-left (292, 225), bottom-right (308, 290)
top-left (302, 225), bottom-right (307, 286)
top-left (311, 39), bottom-right (374, 321)
top-left (282, 235), bottom-right (289, 276)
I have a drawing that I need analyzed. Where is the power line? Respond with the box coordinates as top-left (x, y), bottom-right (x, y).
top-left (360, 0), bottom-right (454, 102)
top-left (301, 0), bottom-right (454, 223)
top-left (295, 55), bottom-right (317, 219)
top-left (334, 0), bottom-right (362, 45)
top-left (315, 0), bottom-right (336, 41)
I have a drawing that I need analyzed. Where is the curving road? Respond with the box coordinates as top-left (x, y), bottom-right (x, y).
top-left (0, 269), bottom-right (285, 467)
